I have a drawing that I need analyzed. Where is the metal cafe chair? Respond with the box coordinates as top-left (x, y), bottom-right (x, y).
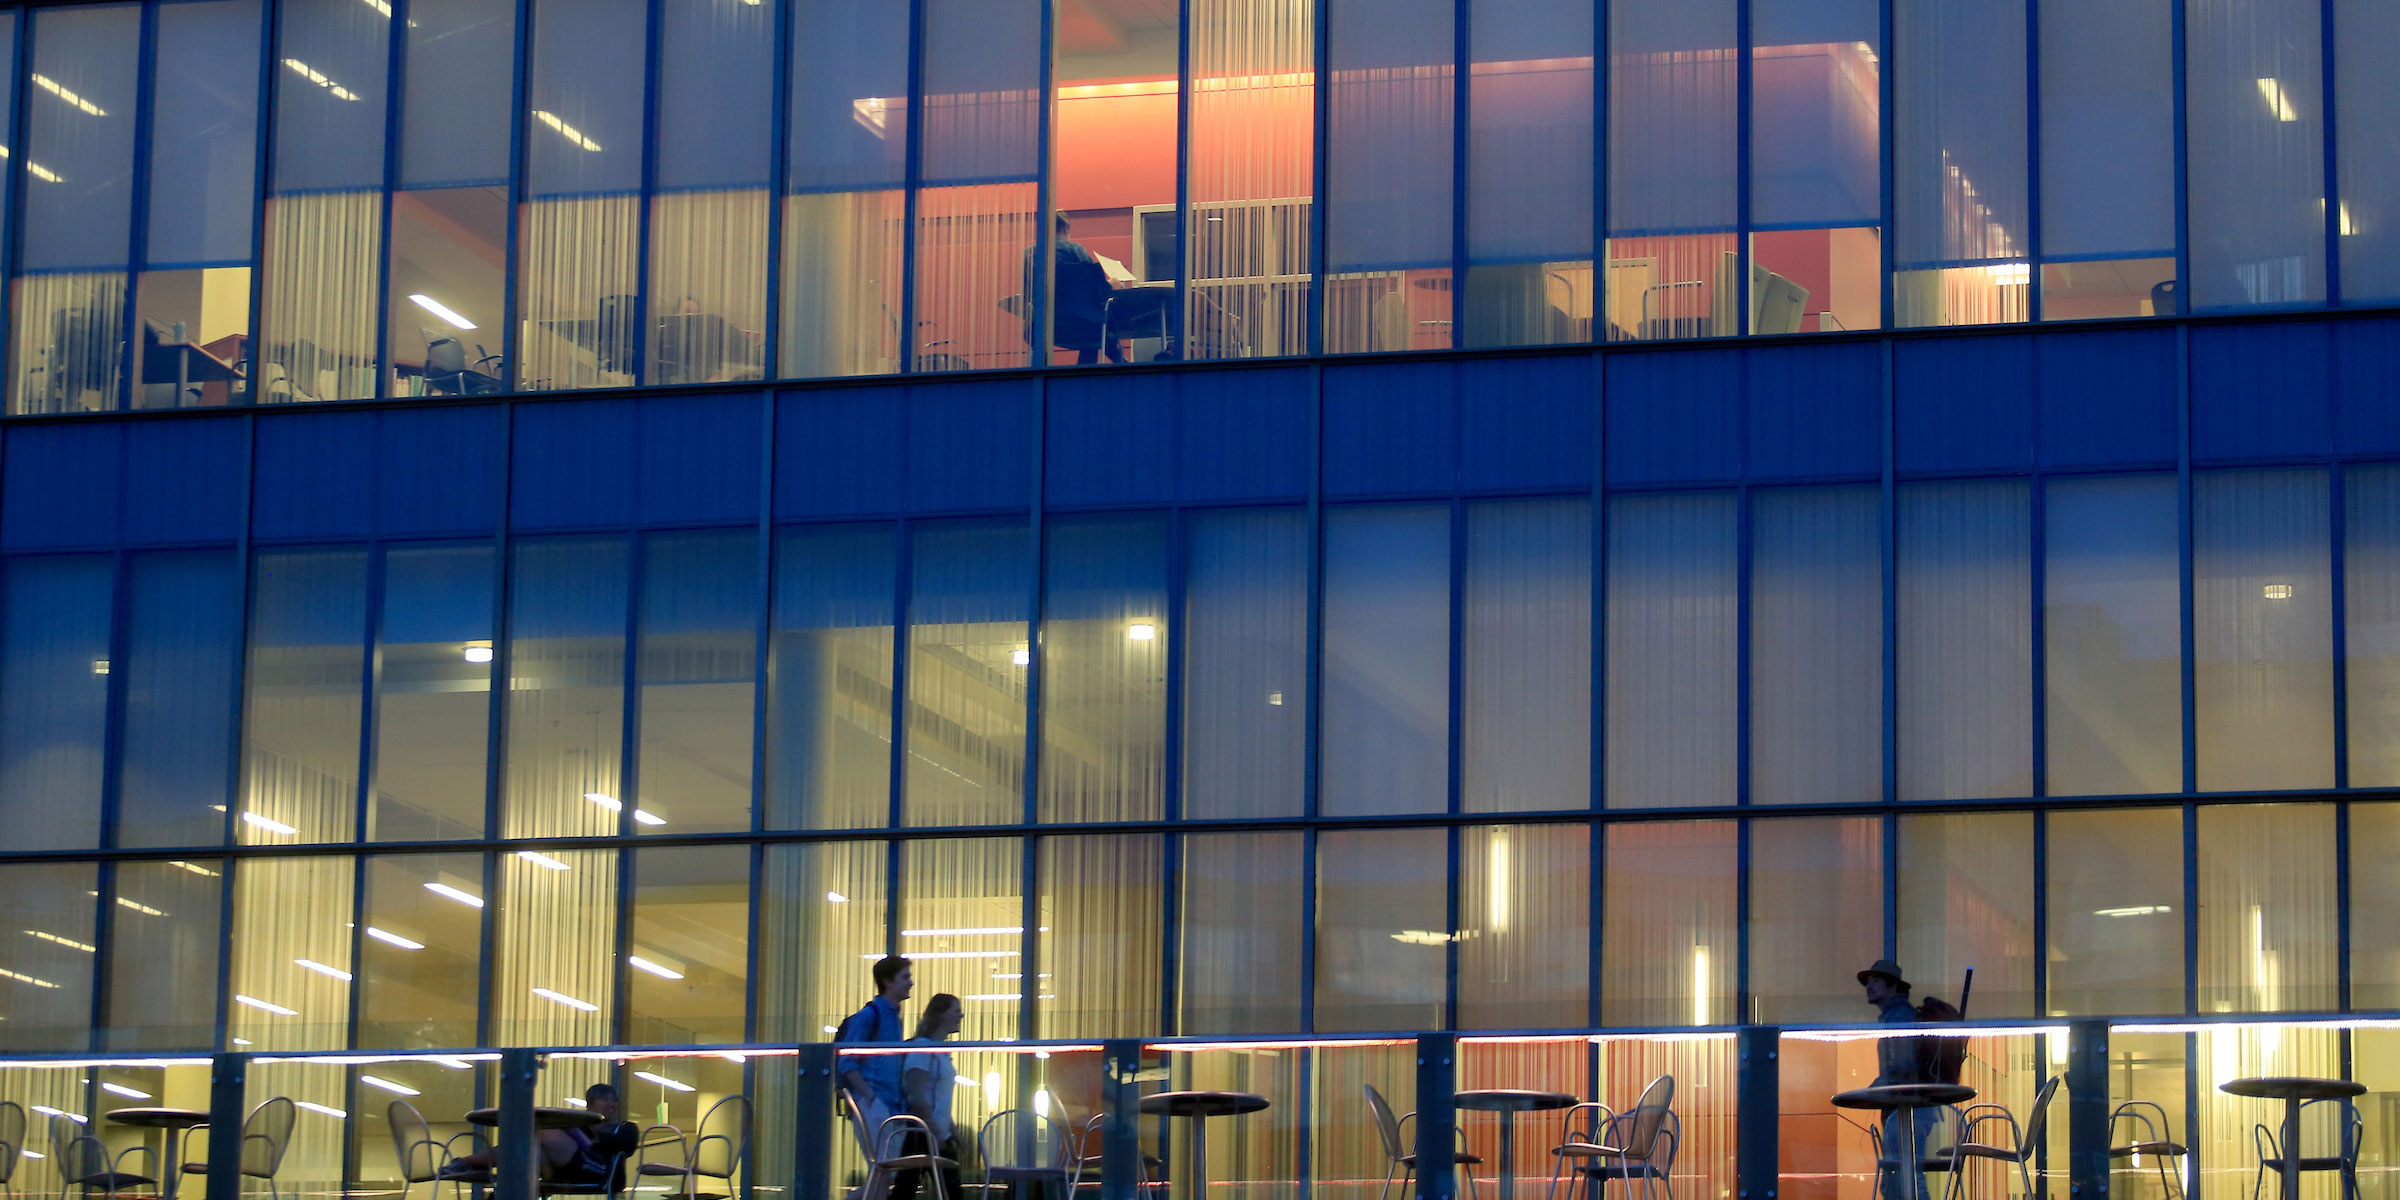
top-left (2251, 1097), bottom-right (2363, 1200)
top-left (1549, 1076), bottom-right (1677, 1200)
top-left (844, 1093), bottom-right (954, 1200)
top-left (48, 1113), bottom-right (157, 1200)
top-left (1364, 1084), bottom-right (1480, 1200)
top-left (977, 1107), bottom-right (1079, 1200)
top-left (182, 1096), bottom-right (297, 1200)
top-left (1944, 1076), bottom-right (2060, 1200)
top-left (1, 1101), bottom-right (24, 1200)
top-left (636, 1095), bottom-right (750, 1200)
top-left (388, 1099), bottom-right (488, 1200)
top-left (2107, 1100), bottom-right (2187, 1200)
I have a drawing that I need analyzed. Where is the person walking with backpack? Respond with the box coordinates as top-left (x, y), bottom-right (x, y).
top-left (839, 955), bottom-right (916, 1133)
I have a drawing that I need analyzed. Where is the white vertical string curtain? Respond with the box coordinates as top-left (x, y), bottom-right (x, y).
top-left (2195, 1023), bottom-right (2341, 1200)
top-left (228, 855), bottom-right (357, 1051)
top-left (1461, 498), bottom-right (1591, 814)
top-left (783, 0), bottom-right (910, 378)
top-left (1312, 827), bottom-right (1448, 1032)
top-left (117, 552), bottom-right (243, 848)
top-left (1322, 0), bottom-right (1453, 353)
top-left (1038, 515), bottom-right (1170, 825)
top-left (1604, 491), bottom-right (1738, 807)
top-left (2196, 803), bottom-right (2337, 1013)
top-left (357, 852), bottom-right (485, 1049)
top-left (2043, 808), bottom-right (2184, 1016)
top-left (504, 537), bottom-right (631, 840)
top-left (1177, 831), bottom-right (1305, 1034)
top-left (260, 0), bottom-right (389, 403)
top-left (1896, 479), bottom-right (2033, 800)
top-left (2193, 469), bottom-right (2335, 791)
top-left (1891, 0), bottom-right (2030, 326)
top-left (899, 836), bottom-right (1025, 1041)
top-left (1170, 1042), bottom-right (1305, 1200)
top-left (903, 520), bottom-right (1030, 827)
top-left (239, 549), bottom-right (369, 846)
top-left (755, 841), bottom-right (884, 1193)
top-left (2346, 465), bottom-right (2400, 787)
top-left (1745, 816), bottom-right (1881, 1023)
top-left (1748, 485), bottom-right (1881, 805)
top-left (1301, 1041), bottom-right (1414, 1200)
top-left (518, 0), bottom-right (645, 391)
top-left (1605, 0), bottom-right (1736, 341)
top-left (1037, 833), bottom-right (1164, 1037)
top-left (1185, 0), bottom-right (1315, 359)
top-left (626, 844), bottom-right (751, 1045)
top-left (1319, 505), bottom-right (1450, 818)
top-left (913, 0), bottom-right (1040, 370)
top-left (1596, 1033), bottom-right (1739, 1200)
top-left (0, 863), bottom-right (96, 1050)
top-left (1179, 507), bottom-right (1308, 820)
top-left (1602, 820), bottom-right (1736, 1026)
top-left (769, 524), bottom-right (900, 831)
top-left (1461, 0), bottom-right (1594, 348)
top-left (0, 556), bottom-right (111, 849)
top-left (647, 0), bottom-right (772, 387)
top-left (1458, 1037), bottom-right (1588, 1188)
top-left (634, 530), bottom-right (758, 835)
top-left (2343, 804), bottom-right (2400, 1009)
top-left (2043, 474), bottom-right (2183, 796)
top-left (370, 543), bottom-right (498, 842)
top-left (494, 846), bottom-right (617, 1046)
top-left (1457, 823), bottom-right (1590, 1030)
top-left (105, 860), bottom-right (225, 1050)
top-left (1897, 812), bottom-right (2037, 1016)
top-left (1749, 0), bottom-right (1882, 330)
top-left (10, 5), bottom-right (137, 413)
top-left (2334, 0), bottom-right (2400, 300)
top-left (2186, 0), bottom-right (2326, 307)
top-left (2036, 0), bottom-right (2177, 315)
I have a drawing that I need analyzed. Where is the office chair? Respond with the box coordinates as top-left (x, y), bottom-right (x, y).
top-left (595, 294), bottom-right (641, 377)
top-left (424, 333), bottom-right (503, 395)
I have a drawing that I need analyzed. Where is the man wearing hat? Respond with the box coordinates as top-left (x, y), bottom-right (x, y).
top-left (1860, 960), bottom-right (1931, 1200)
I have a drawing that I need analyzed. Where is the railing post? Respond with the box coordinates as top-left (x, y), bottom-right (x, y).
top-left (1102, 1038), bottom-right (1145, 1200)
top-left (793, 1043), bottom-right (838, 1200)
top-left (495, 1048), bottom-right (540, 1200)
top-left (2067, 1021), bottom-right (2112, 1200)
top-left (202, 1052), bottom-right (245, 1200)
top-left (1417, 1033), bottom-right (1459, 1200)
top-left (1737, 1027), bottom-right (1781, 1200)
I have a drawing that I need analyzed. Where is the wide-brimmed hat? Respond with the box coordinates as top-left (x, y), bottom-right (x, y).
top-left (1857, 959), bottom-right (1911, 990)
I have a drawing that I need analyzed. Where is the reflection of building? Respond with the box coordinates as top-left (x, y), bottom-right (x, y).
top-left (0, 0), bottom-right (2396, 1175)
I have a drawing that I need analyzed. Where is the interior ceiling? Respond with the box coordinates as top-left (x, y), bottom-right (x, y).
top-left (1059, 0), bottom-right (1179, 59)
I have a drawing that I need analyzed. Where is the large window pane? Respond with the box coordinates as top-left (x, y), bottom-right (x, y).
top-left (2194, 469), bottom-right (2333, 791)
top-left (2349, 466), bottom-right (2400, 786)
top-left (1315, 827), bottom-right (1448, 1032)
top-left (503, 537), bottom-right (631, 839)
top-left (388, 0), bottom-right (514, 397)
top-left (1605, 0), bottom-right (1735, 342)
top-left (260, 0), bottom-right (391, 403)
top-left (1040, 515), bottom-right (1168, 823)
top-left (1898, 812), bottom-right (2035, 1017)
top-left (357, 852), bottom-right (484, 1049)
top-left (0, 555), bottom-right (112, 849)
top-left (904, 520), bottom-right (1030, 827)
top-left (2196, 803), bottom-right (2336, 1013)
top-left (1185, 0), bottom-right (1315, 359)
top-left (1463, 499), bottom-right (1591, 813)
top-left (1605, 491), bottom-right (1737, 807)
top-left (1038, 834), bottom-right (1163, 1037)
top-left (1324, 0), bottom-right (1453, 353)
top-left (636, 530), bottom-right (757, 835)
top-left (769, 524), bottom-right (897, 830)
top-left (1747, 816), bottom-right (1881, 1023)
top-left (1898, 479), bottom-right (2033, 800)
top-left (629, 844), bottom-right (750, 1044)
top-left (1322, 505), bottom-right (1450, 817)
top-left (1179, 831), bottom-right (1304, 1035)
top-left (1751, 486), bottom-right (1881, 805)
top-left (118, 551), bottom-right (243, 849)
top-left (1892, 0), bottom-right (2029, 327)
top-left (241, 549), bottom-right (370, 845)
top-left (1750, 0), bottom-right (1879, 229)
top-left (229, 854), bottom-right (356, 1051)
top-left (493, 846), bottom-right (616, 1046)
top-left (899, 837), bottom-right (1024, 1041)
top-left (647, 0), bottom-right (771, 386)
top-left (2037, 0), bottom-right (2176, 319)
top-left (2046, 475), bottom-right (2182, 796)
top-left (914, 0), bottom-right (1040, 371)
top-left (399, 0), bottom-right (514, 188)
top-left (12, 4), bottom-right (140, 414)
top-left (0, 862), bottom-right (96, 1051)
top-left (2350, 803), bottom-right (2400, 1009)
top-left (1462, 0), bottom-right (1594, 348)
top-left (2045, 808), bottom-right (2182, 1016)
top-left (1601, 820), bottom-right (1736, 1026)
top-left (372, 543), bottom-right (496, 842)
top-left (518, 0), bottom-right (646, 391)
top-left (137, 0), bottom-right (261, 409)
top-left (2187, 0), bottom-right (2325, 307)
top-left (782, 0), bottom-right (908, 378)
top-left (1181, 507), bottom-right (1307, 820)
top-left (757, 839), bottom-right (887, 1040)
top-left (1045, 0), bottom-right (1180, 366)
top-left (1458, 823), bottom-right (1588, 1029)
top-left (2336, 0), bottom-right (2400, 301)
top-left (103, 858), bottom-right (223, 1050)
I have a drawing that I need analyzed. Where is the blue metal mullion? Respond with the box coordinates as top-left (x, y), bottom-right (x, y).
top-left (241, 0), bottom-right (280, 399)
top-left (1023, 380), bottom-right (1047, 829)
top-left (613, 531), bottom-right (646, 1044)
top-left (762, 0), bottom-right (793, 381)
top-left (86, 860), bottom-right (113, 1053)
top-left (751, 391), bottom-right (774, 840)
top-left (1735, 0), bottom-right (1752, 335)
top-left (2030, 476), bottom-right (2047, 797)
top-left (1307, 0), bottom-right (1327, 357)
top-left (1020, 836), bottom-right (1041, 1041)
top-left (0, 12), bottom-right (31, 405)
top-left (373, 0), bottom-right (408, 397)
top-left (1587, 815), bottom-right (1604, 1027)
top-left (1882, 811), bottom-right (1898, 959)
top-left (1591, 0), bottom-right (1606, 348)
top-left (897, 0), bottom-right (924, 372)
top-left (215, 415), bottom-right (261, 1051)
top-left (2319, 0), bottom-right (2339, 306)
top-left (2031, 808), bottom-right (2048, 1010)
top-left (1171, 0), bottom-right (1190, 353)
top-left (1030, 0), bottom-right (1056, 367)
top-left (2331, 463), bottom-right (2349, 788)
top-left (1450, 0), bottom-right (1468, 346)
top-left (2335, 799), bottom-right (2351, 1012)
top-left (476, 409), bottom-right (516, 1047)
top-left (1591, 354), bottom-right (1605, 809)
top-left (1736, 485), bottom-right (1752, 806)
top-left (1444, 825), bottom-right (1461, 1032)
top-left (888, 510), bottom-right (913, 832)
top-left (632, 0), bottom-right (663, 385)
top-left (1300, 825), bottom-right (1319, 1032)
top-left (499, 0), bottom-right (531, 390)
top-left (2023, 0), bottom-right (2042, 324)
top-left (1735, 816), bottom-right (1752, 1023)
top-left (1878, 0), bottom-right (1896, 330)
top-left (1880, 340), bottom-right (1898, 804)
top-left (2177, 325), bottom-right (2195, 792)
top-left (1159, 504), bottom-right (1186, 1034)
top-left (114, 1), bottom-right (160, 413)
top-left (1446, 496), bottom-right (1464, 821)
top-left (2168, 0), bottom-right (2188, 314)
top-left (342, 840), bottom-right (370, 1055)
top-left (1303, 362), bottom-right (1324, 822)
top-left (2181, 803), bottom-right (2198, 1015)
top-left (358, 540), bottom-right (388, 842)
top-left (86, 548), bottom-right (135, 1052)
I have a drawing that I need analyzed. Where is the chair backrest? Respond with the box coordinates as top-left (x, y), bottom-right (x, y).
top-left (243, 1096), bottom-right (298, 1178)
top-left (427, 336), bottom-right (468, 376)
top-left (1363, 1085), bottom-right (1406, 1162)
top-left (0, 1099), bottom-right (22, 1184)
top-left (978, 1107), bottom-right (1070, 1174)
top-left (388, 1099), bottom-right (438, 1184)
top-left (50, 1112), bottom-right (108, 1181)
top-left (2294, 1098), bottom-right (2364, 1159)
top-left (1618, 1075), bottom-right (1676, 1159)
top-left (693, 1094), bottom-right (751, 1180)
top-left (843, 1092), bottom-right (885, 1165)
top-left (2019, 1077), bottom-right (2064, 1157)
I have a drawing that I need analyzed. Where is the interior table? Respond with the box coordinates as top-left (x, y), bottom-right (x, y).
top-left (106, 1106), bottom-right (209, 1200)
top-left (1832, 1084), bottom-right (1978, 1200)
top-left (1140, 1090), bottom-right (1269, 1200)
top-left (2221, 1076), bottom-right (2368, 1200)
top-left (1455, 1089), bottom-right (1579, 1200)
top-left (464, 1105), bottom-right (607, 1131)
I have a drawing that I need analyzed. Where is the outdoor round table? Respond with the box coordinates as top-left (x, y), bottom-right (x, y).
top-left (1140, 1091), bottom-right (1269, 1200)
top-left (2221, 1076), bottom-right (2367, 1200)
top-left (464, 1105), bottom-right (608, 1130)
top-left (1833, 1084), bottom-right (1977, 1200)
top-left (1455, 1090), bottom-right (1578, 1200)
top-left (107, 1108), bottom-right (209, 1200)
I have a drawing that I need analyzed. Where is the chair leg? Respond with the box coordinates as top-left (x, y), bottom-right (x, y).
top-left (1380, 1161), bottom-right (1402, 1200)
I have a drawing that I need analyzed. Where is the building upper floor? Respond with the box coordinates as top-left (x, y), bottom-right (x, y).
top-left (0, 0), bottom-right (2390, 414)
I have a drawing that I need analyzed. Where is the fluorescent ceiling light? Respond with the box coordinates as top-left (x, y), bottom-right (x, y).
top-left (27, 930), bottom-right (95, 952)
top-left (2256, 78), bottom-right (2299, 121)
top-left (241, 812), bottom-right (298, 836)
top-left (826, 892), bottom-right (848, 904)
top-left (364, 927), bottom-right (424, 951)
top-left (234, 994), bottom-right (298, 1017)
top-left (359, 1075), bottom-right (420, 1096)
top-left (860, 950), bottom-right (1021, 960)
top-left (531, 987), bottom-right (599, 1013)
top-left (425, 882), bottom-right (484, 908)
top-left (628, 955), bottom-right (684, 981)
top-left (1011, 648), bottom-right (1031, 666)
top-left (409, 294), bottom-right (477, 330)
top-left (31, 1106), bottom-right (82, 1123)
top-left (99, 1083), bottom-right (150, 1100)
top-left (296, 958), bottom-right (353, 982)
top-left (432, 1058), bottom-right (476, 1070)
top-left (586, 793), bottom-right (664, 825)
top-left (516, 851), bottom-right (570, 871)
top-left (115, 897), bottom-right (166, 917)
top-left (633, 1070), bottom-right (695, 1093)
top-left (632, 809), bottom-right (665, 826)
top-left (462, 645), bottom-right (495, 664)
top-left (903, 926), bottom-right (1027, 938)
top-left (30, 73), bottom-right (105, 116)
top-left (168, 862), bottom-right (219, 877)
top-left (532, 110), bottom-right (603, 152)
top-left (2095, 904), bottom-right (2172, 917)
top-left (1127, 623), bottom-right (1156, 640)
top-left (295, 1101), bottom-right (347, 1119)
top-left (0, 968), bottom-right (58, 989)
top-left (283, 58), bottom-right (361, 101)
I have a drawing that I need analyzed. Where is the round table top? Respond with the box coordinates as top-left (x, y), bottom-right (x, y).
top-left (1139, 1091), bottom-right (1270, 1119)
top-left (1833, 1084), bottom-right (1977, 1111)
top-left (1455, 1089), bottom-right (1580, 1113)
top-left (2220, 1077), bottom-right (2367, 1102)
top-left (464, 1106), bottom-right (608, 1130)
top-left (106, 1108), bottom-right (210, 1129)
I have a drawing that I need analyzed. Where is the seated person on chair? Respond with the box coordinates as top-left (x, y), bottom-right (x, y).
top-left (443, 1083), bottom-right (639, 1189)
top-left (1023, 212), bottom-right (1126, 365)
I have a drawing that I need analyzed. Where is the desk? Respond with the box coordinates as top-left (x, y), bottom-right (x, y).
top-left (1140, 1091), bottom-right (1268, 1200)
top-left (464, 1106), bottom-right (606, 1131)
top-left (1456, 1090), bottom-right (1577, 1200)
top-left (1833, 1084), bottom-right (1977, 1200)
top-left (2221, 1077), bottom-right (2367, 1200)
top-left (108, 1106), bottom-right (209, 1200)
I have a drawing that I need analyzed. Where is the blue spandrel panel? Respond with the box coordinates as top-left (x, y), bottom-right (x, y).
top-left (1604, 348), bottom-right (1741, 485)
top-left (2, 424), bottom-right (123, 550)
top-left (907, 380), bottom-right (1036, 513)
top-left (1744, 342), bottom-right (1879, 480)
top-left (775, 387), bottom-right (906, 519)
top-left (1460, 355), bottom-right (1595, 492)
top-left (1894, 335), bottom-right (2035, 474)
top-left (380, 406), bottom-right (506, 536)
top-left (2191, 322), bottom-right (2334, 462)
top-left (1045, 372), bottom-right (1174, 509)
top-left (511, 397), bottom-right (638, 529)
top-left (124, 418), bottom-right (245, 546)
top-left (1178, 368), bottom-right (1312, 503)
top-left (253, 410), bottom-right (376, 541)
top-left (2336, 318), bottom-right (2400, 457)
top-left (2035, 327), bottom-right (2178, 467)
top-left (1325, 361), bottom-right (1458, 496)
top-left (636, 393), bottom-right (764, 526)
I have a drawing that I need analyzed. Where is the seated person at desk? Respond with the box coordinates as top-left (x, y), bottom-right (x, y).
top-left (1024, 212), bottom-right (1126, 365)
top-left (441, 1083), bottom-right (639, 1188)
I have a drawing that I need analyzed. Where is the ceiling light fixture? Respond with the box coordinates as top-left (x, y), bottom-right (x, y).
top-left (409, 294), bottom-right (477, 330)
